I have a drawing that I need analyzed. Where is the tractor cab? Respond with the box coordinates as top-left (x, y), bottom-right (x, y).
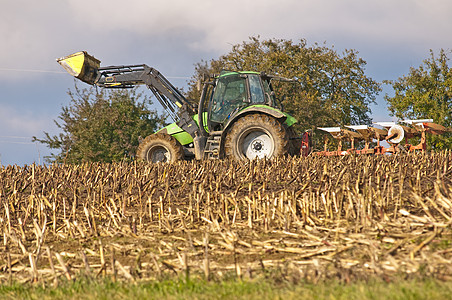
top-left (207, 71), bottom-right (277, 131)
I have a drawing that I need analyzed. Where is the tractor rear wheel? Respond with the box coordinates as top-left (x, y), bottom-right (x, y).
top-left (225, 114), bottom-right (288, 160)
top-left (137, 132), bottom-right (184, 163)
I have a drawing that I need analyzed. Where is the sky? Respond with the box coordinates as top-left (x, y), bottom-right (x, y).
top-left (1, 0), bottom-right (451, 165)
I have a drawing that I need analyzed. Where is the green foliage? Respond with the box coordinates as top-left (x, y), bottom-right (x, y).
top-left (187, 37), bottom-right (381, 139)
top-left (34, 87), bottom-right (166, 163)
top-left (384, 49), bottom-right (452, 149)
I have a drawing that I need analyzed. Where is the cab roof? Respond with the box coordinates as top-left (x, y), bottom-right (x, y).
top-left (217, 70), bottom-right (260, 78)
top-left (217, 70), bottom-right (295, 82)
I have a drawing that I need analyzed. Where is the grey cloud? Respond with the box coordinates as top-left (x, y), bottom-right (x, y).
top-left (2, 0), bottom-right (452, 76)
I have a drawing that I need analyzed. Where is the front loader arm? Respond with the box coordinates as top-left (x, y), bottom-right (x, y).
top-left (57, 51), bottom-right (201, 139)
top-left (96, 64), bottom-right (200, 138)
top-left (97, 65), bottom-right (192, 117)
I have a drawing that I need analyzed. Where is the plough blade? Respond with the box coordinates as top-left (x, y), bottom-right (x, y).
top-left (346, 125), bottom-right (372, 140)
top-left (424, 123), bottom-right (452, 134)
top-left (373, 121), bottom-right (396, 129)
top-left (402, 119), bottom-right (433, 125)
top-left (341, 129), bottom-right (364, 140)
top-left (318, 127), bottom-right (342, 138)
top-left (345, 125), bottom-right (387, 141)
top-left (370, 127), bottom-right (388, 140)
top-left (318, 127), bottom-right (341, 133)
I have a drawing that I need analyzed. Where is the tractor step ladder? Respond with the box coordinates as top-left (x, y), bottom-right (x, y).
top-left (203, 135), bottom-right (221, 159)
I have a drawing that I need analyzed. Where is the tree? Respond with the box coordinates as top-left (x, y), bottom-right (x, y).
top-left (34, 87), bottom-right (166, 163)
top-left (187, 37), bottom-right (381, 140)
top-left (384, 49), bottom-right (452, 149)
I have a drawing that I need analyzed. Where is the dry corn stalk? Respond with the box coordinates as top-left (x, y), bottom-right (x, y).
top-left (0, 152), bottom-right (451, 283)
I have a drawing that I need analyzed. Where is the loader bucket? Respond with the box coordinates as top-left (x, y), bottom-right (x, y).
top-left (57, 51), bottom-right (100, 85)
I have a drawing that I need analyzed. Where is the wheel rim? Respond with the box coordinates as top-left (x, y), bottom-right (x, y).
top-left (239, 129), bottom-right (275, 159)
top-left (147, 146), bottom-right (171, 163)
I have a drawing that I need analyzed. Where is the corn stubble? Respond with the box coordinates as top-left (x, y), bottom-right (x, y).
top-left (0, 152), bottom-right (451, 284)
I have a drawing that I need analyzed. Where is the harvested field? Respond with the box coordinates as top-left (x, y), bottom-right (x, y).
top-left (0, 152), bottom-right (451, 284)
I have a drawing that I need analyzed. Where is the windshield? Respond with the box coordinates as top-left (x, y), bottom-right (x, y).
top-left (210, 73), bottom-right (247, 124)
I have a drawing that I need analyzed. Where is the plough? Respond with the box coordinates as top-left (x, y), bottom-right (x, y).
top-left (312, 119), bottom-right (452, 156)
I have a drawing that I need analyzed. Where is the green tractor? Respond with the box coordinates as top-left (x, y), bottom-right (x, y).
top-left (57, 51), bottom-right (302, 162)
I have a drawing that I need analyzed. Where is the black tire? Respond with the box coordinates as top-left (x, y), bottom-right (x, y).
top-left (137, 132), bottom-right (184, 163)
top-left (224, 114), bottom-right (289, 160)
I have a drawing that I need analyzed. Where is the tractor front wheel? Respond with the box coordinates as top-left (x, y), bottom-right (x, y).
top-left (137, 133), bottom-right (184, 163)
top-left (225, 114), bottom-right (288, 160)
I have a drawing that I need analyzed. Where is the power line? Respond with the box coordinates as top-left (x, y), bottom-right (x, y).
top-left (0, 140), bottom-right (34, 145)
top-left (0, 135), bottom-right (31, 139)
top-left (0, 68), bottom-right (66, 74)
top-left (0, 136), bottom-right (34, 144)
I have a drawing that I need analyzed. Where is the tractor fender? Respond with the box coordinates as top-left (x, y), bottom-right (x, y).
top-left (223, 106), bottom-right (287, 134)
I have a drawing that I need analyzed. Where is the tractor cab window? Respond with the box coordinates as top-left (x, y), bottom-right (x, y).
top-left (210, 72), bottom-right (247, 124)
top-left (262, 79), bottom-right (276, 106)
top-left (249, 74), bottom-right (265, 104)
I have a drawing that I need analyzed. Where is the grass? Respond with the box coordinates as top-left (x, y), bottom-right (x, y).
top-left (1, 276), bottom-right (452, 300)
